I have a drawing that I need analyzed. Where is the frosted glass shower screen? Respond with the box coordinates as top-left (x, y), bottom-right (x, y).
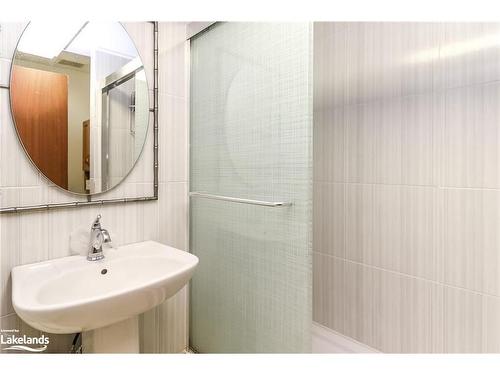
top-left (189, 23), bottom-right (313, 353)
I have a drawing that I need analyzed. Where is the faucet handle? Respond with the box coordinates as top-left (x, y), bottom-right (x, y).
top-left (101, 229), bottom-right (112, 244)
top-left (92, 214), bottom-right (102, 229)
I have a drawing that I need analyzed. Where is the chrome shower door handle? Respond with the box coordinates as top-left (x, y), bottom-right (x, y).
top-left (189, 192), bottom-right (292, 207)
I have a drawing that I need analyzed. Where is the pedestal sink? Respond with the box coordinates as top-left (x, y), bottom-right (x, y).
top-left (11, 240), bottom-right (199, 353)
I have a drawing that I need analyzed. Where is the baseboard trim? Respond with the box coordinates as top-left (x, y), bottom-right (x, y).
top-left (312, 322), bottom-right (379, 353)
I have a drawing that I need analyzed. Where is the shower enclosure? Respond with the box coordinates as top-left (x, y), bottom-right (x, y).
top-left (99, 59), bottom-right (149, 192)
top-left (188, 21), bottom-right (500, 354)
top-left (189, 23), bottom-right (313, 353)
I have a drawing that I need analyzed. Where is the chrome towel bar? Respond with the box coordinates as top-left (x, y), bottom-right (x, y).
top-left (189, 192), bottom-right (292, 207)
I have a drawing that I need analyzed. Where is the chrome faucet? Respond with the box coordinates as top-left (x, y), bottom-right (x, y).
top-left (88, 214), bottom-right (111, 261)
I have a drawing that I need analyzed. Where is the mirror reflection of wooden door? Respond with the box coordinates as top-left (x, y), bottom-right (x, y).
top-left (11, 65), bottom-right (68, 189)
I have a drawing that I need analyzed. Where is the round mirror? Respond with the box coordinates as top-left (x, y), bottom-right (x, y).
top-left (9, 22), bottom-right (150, 194)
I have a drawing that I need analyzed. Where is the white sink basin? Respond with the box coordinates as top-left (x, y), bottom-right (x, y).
top-left (11, 240), bottom-right (198, 335)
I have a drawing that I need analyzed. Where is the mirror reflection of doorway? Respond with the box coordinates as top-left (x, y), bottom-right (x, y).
top-left (10, 65), bottom-right (69, 189)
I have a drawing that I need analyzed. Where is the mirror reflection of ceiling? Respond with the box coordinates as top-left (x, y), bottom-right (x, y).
top-left (17, 22), bottom-right (139, 64)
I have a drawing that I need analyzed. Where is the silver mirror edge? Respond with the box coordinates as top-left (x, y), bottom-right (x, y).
top-left (0, 21), bottom-right (159, 214)
top-left (0, 196), bottom-right (158, 214)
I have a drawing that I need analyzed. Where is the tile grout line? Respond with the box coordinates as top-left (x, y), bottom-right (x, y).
top-left (314, 250), bottom-right (500, 300)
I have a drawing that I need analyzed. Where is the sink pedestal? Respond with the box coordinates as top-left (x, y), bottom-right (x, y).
top-left (82, 316), bottom-right (139, 353)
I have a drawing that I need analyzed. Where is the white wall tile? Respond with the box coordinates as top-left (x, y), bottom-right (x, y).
top-left (315, 21), bottom-right (500, 354)
top-left (400, 23), bottom-right (440, 96)
top-left (323, 23), bottom-right (439, 107)
top-left (484, 294), bottom-right (500, 352)
top-left (344, 93), bottom-right (439, 187)
top-left (159, 93), bottom-right (188, 183)
top-left (343, 260), bottom-right (375, 346)
top-left (344, 23), bottom-right (406, 106)
top-left (444, 286), bottom-right (483, 353)
top-left (313, 22), bottom-right (347, 110)
top-left (313, 252), bottom-right (344, 333)
top-left (0, 23), bottom-right (26, 59)
top-left (401, 94), bottom-right (437, 186)
top-left (345, 183), bottom-right (440, 280)
top-left (313, 108), bottom-right (344, 183)
top-left (158, 22), bottom-right (188, 98)
top-left (345, 103), bottom-right (379, 183)
top-left (398, 274), bottom-right (444, 353)
top-left (345, 183), bottom-right (374, 265)
top-left (345, 261), bottom-right (443, 353)
top-left (313, 182), bottom-right (344, 257)
top-left (442, 188), bottom-right (500, 296)
top-left (400, 186), bottom-right (441, 281)
top-left (442, 82), bottom-right (500, 188)
top-left (437, 23), bottom-right (500, 91)
top-left (139, 286), bottom-right (188, 353)
top-left (0, 214), bottom-right (19, 316)
top-left (0, 58), bottom-right (10, 86)
top-left (345, 184), bottom-right (440, 281)
top-left (345, 99), bottom-right (402, 184)
top-left (444, 286), bottom-right (500, 353)
top-left (158, 182), bottom-right (188, 251)
top-left (0, 90), bottom-right (41, 188)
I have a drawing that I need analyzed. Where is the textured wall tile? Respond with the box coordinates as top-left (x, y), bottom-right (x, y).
top-left (400, 23), bottom-right (440, 96)
top-left (139, 286), bottom-right (188, 353)
top-left (0, 58), bottom-right (10, 86)
top-left (444, 287), bottom-right (500, 353)
top-left (313, 182), bottom-right (344, 257)
top-left (345, 183), bottom-right (440, 280)
top-left (158, 22), bottom-right (188, 98)
top-left (400, 186), bottom-right (441, 281)
top-left (399, 275), bottom-right (444, 353)
top-left (345, 262), bottom-right (443, 353)
top-left (0, 91), bottom-right (41, 188)
top-left (315, 21), bottom-right (500, 354)
top-left (442, 188), bottom-right (500, 296)
top-left (401, 94), bottom-right (437, 186)
top-left (345, 183), bottom-right (375, 265)
top-left (0, 23), bottom-right (27, 59)
top-left (442, 83), bottom-right (500, 188)
top-left (437, 23), bottom-right (500, 91)
top-left (158, 182), bottom-right (188, 251)
top-left (314, 22), bottom-right (347, 110)
top-left (158, 93), bottom-right (188, 183)
top-left (345, 102), bottom-right (379, 183)
top-left (345, 99), bottom-right (403, 184)
top-left (344, 261), bottom-right (375, 346)
top-left (313, 252), bottom-right (344, 332)
top-left (483, 295), bottom-right (500, 352)
top-left (444, 286), bottom-right (483, 353)
top-left (313, 108), bottom-right (344, 183)
top-left (0, 214), bottom-right (19, 316)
